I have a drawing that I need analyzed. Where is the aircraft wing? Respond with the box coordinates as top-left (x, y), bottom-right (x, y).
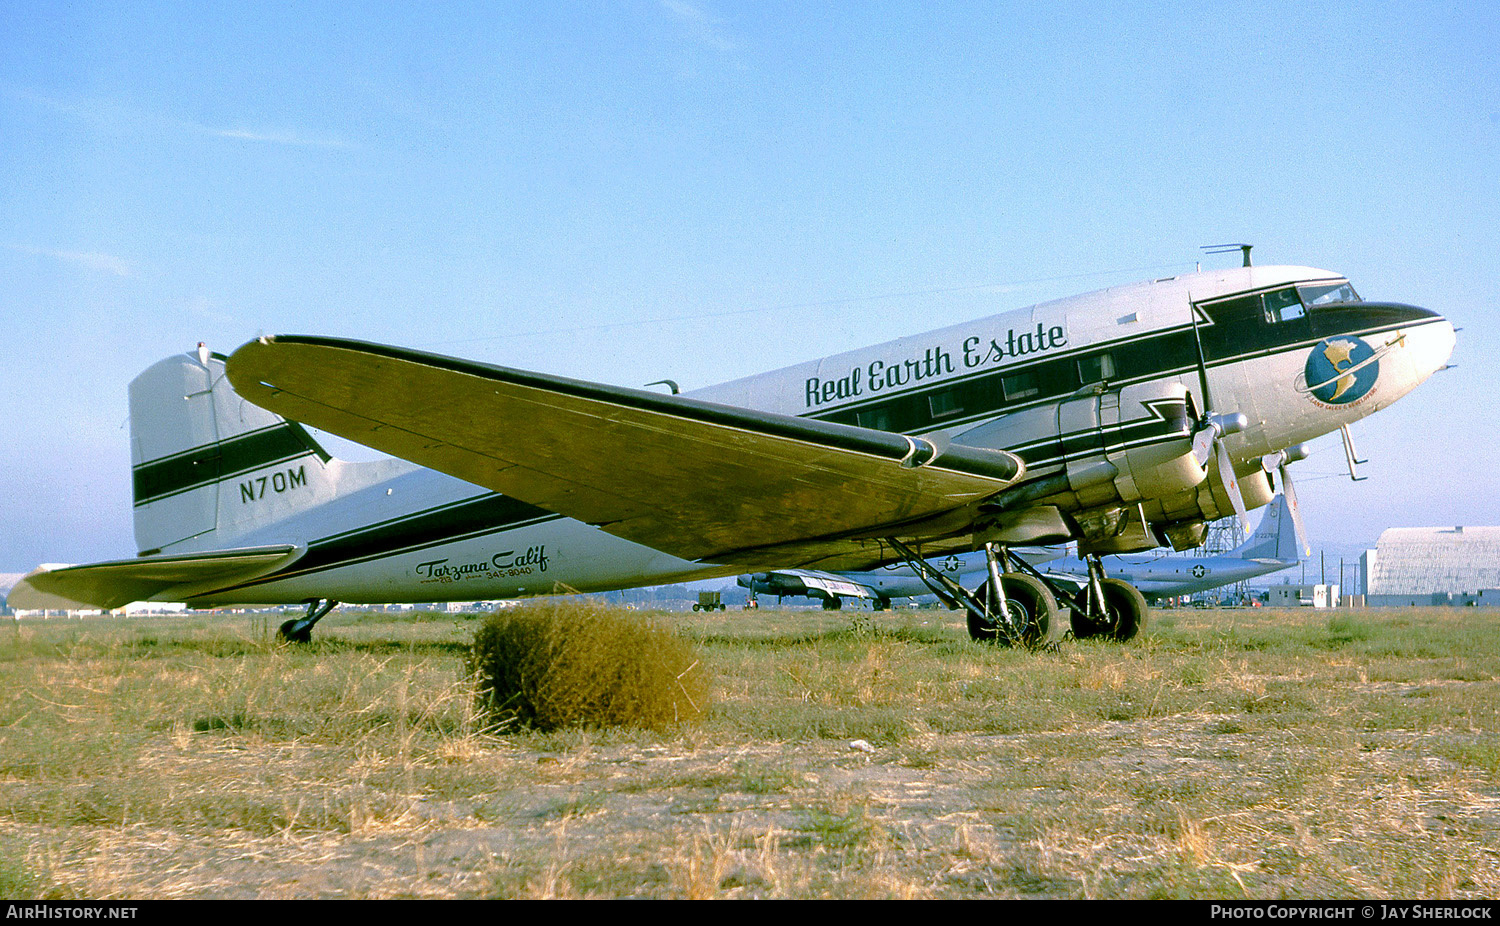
top-left (6, 545), bottom-right (301, 611)
top-left (226, 337), bottom-right (1026, 570)
top-left (777, 569), bottom-right (880, 600)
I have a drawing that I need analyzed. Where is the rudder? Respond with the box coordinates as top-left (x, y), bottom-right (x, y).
top-left (1232, 495), bottom-right (1296, 563)
top-left (130, 346), bottom-right (338, 554)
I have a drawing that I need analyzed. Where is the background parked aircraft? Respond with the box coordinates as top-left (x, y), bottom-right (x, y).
top-left (740, 494), bottom-right (1299, 610)
top-left (1043, 494), bottom-right (1301, 602)
top-left (739, 552), bottom-right (987, 611)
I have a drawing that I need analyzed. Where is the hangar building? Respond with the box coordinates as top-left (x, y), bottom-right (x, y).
top-left (1360, 526), bottom-right (1500, 606)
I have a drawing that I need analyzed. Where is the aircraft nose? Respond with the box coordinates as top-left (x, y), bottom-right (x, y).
top-left (1403, 312), bottom-right (1456, 382)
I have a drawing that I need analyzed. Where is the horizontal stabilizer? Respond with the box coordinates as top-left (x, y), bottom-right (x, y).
top-left (6, 545), bottom-right (301, 611)
top-left (226, 337), bottom-right (1025, 569)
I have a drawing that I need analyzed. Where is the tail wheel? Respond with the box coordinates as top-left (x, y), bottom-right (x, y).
top-left (969, 573), bottom-right (1056, 646)
top-left (1071, 578), bottom-right (1148, 642)
top-left (278, 619), bottom-right (313, 644)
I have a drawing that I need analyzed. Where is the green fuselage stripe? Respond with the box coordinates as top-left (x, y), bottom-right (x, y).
top-left (133, 424), bottom-right (322, 506)
top-left (807, 302), bottom-right (1430, 436)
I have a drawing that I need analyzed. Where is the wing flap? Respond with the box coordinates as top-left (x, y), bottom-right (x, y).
top-left (226, 337), bottom-right (1024, 566)
top-left (6, 545), bottom-right (301, 611)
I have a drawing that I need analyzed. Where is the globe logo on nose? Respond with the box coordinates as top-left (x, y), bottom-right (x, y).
top-left (1303, 336), bottom-right (1379, 405)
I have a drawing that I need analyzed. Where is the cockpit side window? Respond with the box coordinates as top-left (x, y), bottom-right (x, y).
top-left (1261, 287), bottom-right (1305, 324)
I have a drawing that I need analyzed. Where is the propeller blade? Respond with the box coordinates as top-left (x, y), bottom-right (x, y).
top-left (1278, 462), bottom-right (1312, 558)
top-left (1192, 427), bottom-right (1215, 467)
top-left (1214, 438), bottom-right (1251, 538)
top-left (1189, 299), bottom-right (1213, 417)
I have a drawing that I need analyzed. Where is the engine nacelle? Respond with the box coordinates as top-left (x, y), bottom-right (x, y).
top-left (1150, 461), bottom-right (1275, 527)
top-left (1102, 381), bottom-right (1206, 504)
top-left (952, 380), bottom-right (1204, 518)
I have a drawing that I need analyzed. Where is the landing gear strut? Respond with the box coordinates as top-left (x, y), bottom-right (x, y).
top-left (1069, 554), bottom-right (1147, 641)
top-left (887, 538), bottom-right (1055, 646)
top-left (279, 599), bottom-right (338, 643)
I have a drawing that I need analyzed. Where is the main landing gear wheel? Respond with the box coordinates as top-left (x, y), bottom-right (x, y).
top-left (820, 597), bottom-right (843, 611)
top-left (969, 573), bottom-right (1056, 646)
top-left (1071, 578), bottom-right (1148, 642)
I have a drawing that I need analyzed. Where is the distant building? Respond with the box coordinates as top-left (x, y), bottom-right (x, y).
top-left (1267, 584), bottom-right (1340, 608)
top-left (1361, 526), bottom-right (1500, 606)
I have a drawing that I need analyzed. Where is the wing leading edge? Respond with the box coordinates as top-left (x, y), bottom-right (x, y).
top-left (225, 337), bottom-right (1026, 569)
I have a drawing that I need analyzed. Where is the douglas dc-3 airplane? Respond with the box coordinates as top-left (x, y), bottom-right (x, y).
top-left (739, 492), bottom-right (1299, 610)
top-left (10, 260), bottom-right (1454, 645)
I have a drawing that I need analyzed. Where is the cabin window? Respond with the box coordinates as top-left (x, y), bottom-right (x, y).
top-left (1298, 281), bottom-right (1360, 306)
top-left (1077, 352), bottom-right (1115, 384)
top-left (1001, 370), bottom-right (1039, 401)
top-left (1261, 287), bottom-right (1305, 324)
top-left (928, 389), bottom-right (963, 418)
top-left (856, 407), bottom-right (893, 431)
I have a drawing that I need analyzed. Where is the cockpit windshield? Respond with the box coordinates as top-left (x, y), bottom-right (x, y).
top-left (1197, 278), bottom-right (1364, 330)
top-left (1297, 281), bottom-right (1360, 306)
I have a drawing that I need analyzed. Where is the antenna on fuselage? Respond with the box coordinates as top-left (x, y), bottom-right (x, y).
top-left (1202, 243), bottom-right (1253, 267)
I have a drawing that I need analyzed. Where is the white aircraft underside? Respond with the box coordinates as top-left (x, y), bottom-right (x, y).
top-left (9, 263), bottom-right (1454, 643)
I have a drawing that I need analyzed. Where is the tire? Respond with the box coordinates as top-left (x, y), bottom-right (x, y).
top-left (968, 573), bottom-right (1056, 646)
top-left (821, 597), bottom-right (843, 611)
top-left (1070, 578), bottom-right (1148, 642)
top-left (278, 619), bottom-right (312, 644)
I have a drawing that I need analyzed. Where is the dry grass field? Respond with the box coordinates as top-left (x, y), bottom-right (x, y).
top-left (2, 602), bottom-right (1498, 899)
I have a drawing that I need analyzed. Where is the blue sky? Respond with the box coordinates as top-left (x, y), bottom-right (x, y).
top-left (2, 1), bottom-right (1496, 572)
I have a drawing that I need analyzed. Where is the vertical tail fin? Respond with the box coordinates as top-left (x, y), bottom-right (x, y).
top-left (129, 348), bottom-right (339, 554)
top-left (1231, 495), bottom-right (1298, 563)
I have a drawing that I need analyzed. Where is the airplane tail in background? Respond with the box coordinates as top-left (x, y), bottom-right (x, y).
top-left (129, 347), bottom-right (343, 555)
top-left (1231, 494), bottom-right (1299, 564)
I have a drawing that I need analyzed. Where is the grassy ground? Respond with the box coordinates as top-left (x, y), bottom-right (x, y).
top-left (1, 604), bottom-right (1497, 898)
